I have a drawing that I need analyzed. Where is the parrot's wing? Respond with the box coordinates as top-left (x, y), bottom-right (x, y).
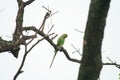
top-left (57, 37), bottom-right (64, 47)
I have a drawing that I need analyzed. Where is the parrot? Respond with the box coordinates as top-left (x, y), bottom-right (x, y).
top-left (49, 33), bottom-right (68, 69)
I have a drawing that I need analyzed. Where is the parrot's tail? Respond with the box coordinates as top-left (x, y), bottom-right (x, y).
top-left (49, 51), bottom-right (57, 69)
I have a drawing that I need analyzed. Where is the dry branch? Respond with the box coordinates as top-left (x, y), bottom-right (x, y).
top-left (0, 0), bottom-right (119, 80)
top-left (103, 57), bottom-right (120, 69)
top-left (23, 26), bottom-right (81, 63)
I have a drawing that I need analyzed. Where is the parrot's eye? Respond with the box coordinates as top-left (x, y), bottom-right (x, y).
top-left (65, 35), bottom-right (67, 38)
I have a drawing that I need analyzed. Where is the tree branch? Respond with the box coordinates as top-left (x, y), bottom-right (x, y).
top-left (0, 1), bottom-right (81, 79)
top-left (60, 47), bottom-right (81, 63)
top-left (24, 0), bottom-right (35, 6)
top-left (13, 38), bottom-right (43, 80)
top-left (103, 62), bottom-right (120, 69)
top-left (102, 57), bottom-right (120, 69)
top-left (23, 26), bottom-right (81, 64)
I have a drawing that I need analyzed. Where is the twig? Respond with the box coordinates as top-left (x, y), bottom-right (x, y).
top-left (51, 11), bottom-right (59, 16)
top-left (60, 47), bottom-right (81, 63)
top-left (42, 6), bottom-right (51, 13)
top-left (102, 57), bottom-right (120, 69)
top-left (13, 29), bottom-right (55, 79)
top-left (24, 0), bottom-right (35, 6)
top-left (42, 6), bottom-right (58, 28)
top-left (23, 26), bottom-right (81, 64)
top-left (71, 44), bottom-right (82, 56)
top-left (27, 38), bottom-right (44, 53)
top-left (13, 0), bottom-right (36, 79)
top-left (74, 28), bottom-right (84, 33)
top-left (47, 25), bottom-right (54, 35)
top-left (27, 33), bottom-right (54, 54)
top-left (38, 6), bottom-right (51, 32)
top-left (38, 12), bottom-right (51, 32)
top-left (13, 34), bottom-right (53, 80)
top-left (51, 34), bottom-right (58, 40)
top-left (106, 57), bottom-right (114, 63)
top-left (13, 41), bottom-right (27, 80)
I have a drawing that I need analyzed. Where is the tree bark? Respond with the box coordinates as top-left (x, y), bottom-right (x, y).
top-left (77, 0), bottom-right (111, 80)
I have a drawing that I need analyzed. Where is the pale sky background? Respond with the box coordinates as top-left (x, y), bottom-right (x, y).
top-left (0, 0), bottom-right (120, 80)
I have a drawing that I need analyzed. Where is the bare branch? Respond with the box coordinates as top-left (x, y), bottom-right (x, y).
top-left (51, 34), bottom-right (58, 40)
top-left (60, 47), bottom-right (81, 63)
top-left (39, 12), bottom-right (51, 31)
top-left (21, 35), bottom-right (36, 40)
top-left (27, 33), bottom-right (54, 54)
top-left (27, 38), bottom-right (44, 54)
top-left (13, 38), bottom-right (42, 80)
top-left (23, 26), bottom-right (81, 63)
top-left (12, 0), bottom-right (26, 58)
top-left (103, 62), bottom-right (120, 69)
top-left (17, 0), bottom-right (22, 4)
top-left (42, 6), bottom-right (51, 13)
top-left (71, 44), bottom-right (82, 56)
top-left (13, 33), bottom-right (55, 80)
top-left (47, 25), bottom-right (54, 35)
top-left (24, 0), bottom-right (35, 6)
top-left (13, 41), bottom-right (27, 80)
top-left (51, 11), bottom-right (59, 16)
top-left (12, 2), bottom-right (81, 79)
top-left (74, 28), bottom-right (84, 33)
top-left (102, 57), bottom-right (120, 69)
top-left (106, 57), bottom-right (114, 63)
top-left (26, 37), bottom-right (35, 45)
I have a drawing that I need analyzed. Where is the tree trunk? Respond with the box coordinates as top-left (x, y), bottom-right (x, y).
top-left (77, 0), bottom-right (111, 80)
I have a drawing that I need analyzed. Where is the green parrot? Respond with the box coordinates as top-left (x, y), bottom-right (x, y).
top-left (49, 33), bottom-right (68, 68)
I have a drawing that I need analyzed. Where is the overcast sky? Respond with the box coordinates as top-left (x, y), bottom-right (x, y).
top-left (0, 0), bottom-right (120, 80)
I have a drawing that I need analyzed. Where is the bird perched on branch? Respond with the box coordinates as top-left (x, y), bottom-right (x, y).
top-left (49, 33), bottom-right (68, 68)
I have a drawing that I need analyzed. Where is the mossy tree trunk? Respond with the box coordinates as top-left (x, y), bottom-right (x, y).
top-left (77, 0), bottom-right (111, 80)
